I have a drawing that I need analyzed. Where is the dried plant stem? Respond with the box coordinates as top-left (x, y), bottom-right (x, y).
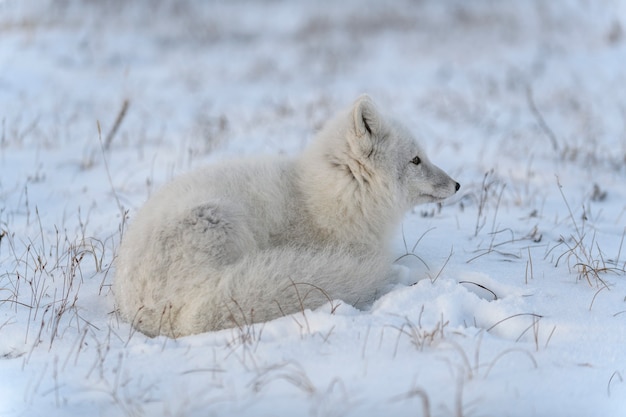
top-left (526, 85), bottom-right (559, 152)
top-left (104, 99), bottom-right (129, 151)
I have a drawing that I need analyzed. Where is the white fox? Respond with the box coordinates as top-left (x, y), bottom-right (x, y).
top-left (114, 95), bottom-right (460, 337)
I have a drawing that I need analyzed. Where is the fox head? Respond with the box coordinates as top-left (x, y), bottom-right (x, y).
top-left (300, 94), bottom-right (459, 243)
top-left (348, 94), bottom-right (460, 208)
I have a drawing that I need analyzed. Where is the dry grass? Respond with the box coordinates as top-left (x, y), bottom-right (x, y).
top-left (549, 177), bottom-right (626, 288)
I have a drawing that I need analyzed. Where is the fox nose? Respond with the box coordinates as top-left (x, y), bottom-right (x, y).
top-left (455, 182), bottom-right (461, 192)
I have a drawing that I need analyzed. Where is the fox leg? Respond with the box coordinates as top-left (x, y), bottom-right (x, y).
top-left (179, 203), bottom-right (257, 266)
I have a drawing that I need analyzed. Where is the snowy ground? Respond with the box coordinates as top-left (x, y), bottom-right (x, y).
top-left (1, 0), bottom-right (626, 416)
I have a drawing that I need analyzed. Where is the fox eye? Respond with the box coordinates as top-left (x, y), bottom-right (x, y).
top-left (411, 156), bottom-right (421, 165)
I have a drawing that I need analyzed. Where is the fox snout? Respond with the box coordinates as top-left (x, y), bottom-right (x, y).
top-left (428, 163), bottom-right (460, 201)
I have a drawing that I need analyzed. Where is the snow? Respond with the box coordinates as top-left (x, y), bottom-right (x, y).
top-left (1, 0), bottom-right (626, 416)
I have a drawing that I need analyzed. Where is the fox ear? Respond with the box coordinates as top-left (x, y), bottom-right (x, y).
top-left (353, 94), bottom-right (380, 138)
top-left (350, 95), bottom-right (382, 158)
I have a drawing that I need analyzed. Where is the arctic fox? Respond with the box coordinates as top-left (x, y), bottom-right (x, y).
top-left (114, 95), bottom-right (460, 337)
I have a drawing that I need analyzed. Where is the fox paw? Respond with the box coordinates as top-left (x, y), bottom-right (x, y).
top-left (179, 203), bottom-right (256, 265)
top-left (183, 204), bottom-right (223, 233)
